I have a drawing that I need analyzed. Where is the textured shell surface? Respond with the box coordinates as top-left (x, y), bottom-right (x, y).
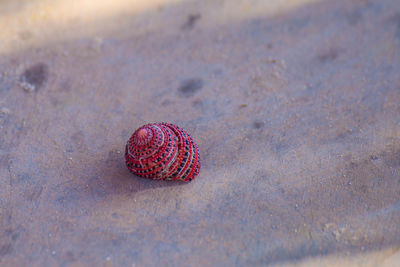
top-left (125, 123), bottom-right (201, 182)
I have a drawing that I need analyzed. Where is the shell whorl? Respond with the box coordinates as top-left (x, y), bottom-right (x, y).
top-left (125, 123), bottom-right (201, 182)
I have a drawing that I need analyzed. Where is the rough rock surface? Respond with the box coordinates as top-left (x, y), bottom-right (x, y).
top-left (0, 0), bottom-right (399, 266)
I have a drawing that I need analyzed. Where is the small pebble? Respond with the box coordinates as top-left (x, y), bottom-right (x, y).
top-left (271, 71), bottom-right (281, 79)
top-left (90, 37), bottom-right (103, 52)
top-left (19, 80), bottom-right (36, 92)
top-left (0, 107), bottom-right (10, 115)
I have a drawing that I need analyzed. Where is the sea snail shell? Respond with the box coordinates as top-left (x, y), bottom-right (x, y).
top-left (125, 123), bottom-right (201, 182)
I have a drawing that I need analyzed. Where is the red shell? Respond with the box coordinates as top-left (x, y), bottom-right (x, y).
top-left (125, 123), bottom-right (201, 182)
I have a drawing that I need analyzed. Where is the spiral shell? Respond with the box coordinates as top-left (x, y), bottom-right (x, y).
top-left (125, 123), bottom-right (201, 182)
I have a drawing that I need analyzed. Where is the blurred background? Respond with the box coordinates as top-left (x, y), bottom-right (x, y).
top-left (0, 0), bottom-right (399, 266)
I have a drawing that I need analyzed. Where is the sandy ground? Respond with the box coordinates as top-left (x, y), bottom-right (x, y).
top-left (0, 0), bottom-right (400, 266)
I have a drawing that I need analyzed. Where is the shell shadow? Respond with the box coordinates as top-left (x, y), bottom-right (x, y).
top-left (53, 149), bottom-right (189, 209)
top-left (88, 150), bottom-right (188, 201)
